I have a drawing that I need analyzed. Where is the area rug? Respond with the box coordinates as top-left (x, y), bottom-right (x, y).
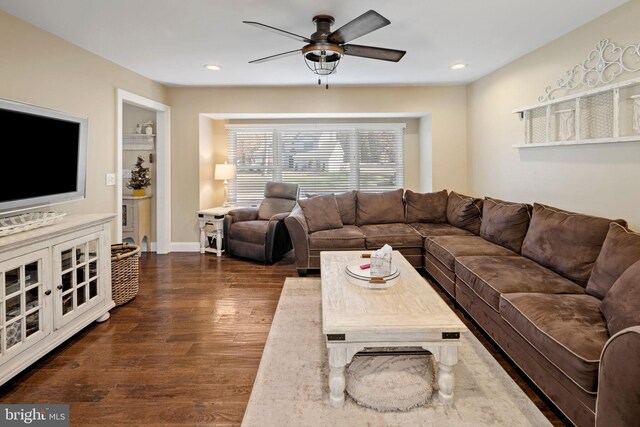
top-left (242, 278), bottom-right (551, 426)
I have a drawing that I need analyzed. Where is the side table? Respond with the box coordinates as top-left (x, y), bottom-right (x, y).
top-left (197, 206), bottom-right (233, 256)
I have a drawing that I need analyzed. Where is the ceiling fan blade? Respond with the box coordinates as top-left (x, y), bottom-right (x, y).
top-left (248, 49), bottom-right (302, 64)
top-left (343, 44), bottom-right (406, 62)
top-left (327, 10), bottom-right (390, 44)
top-left (243, 21), bottom-right (312, 44)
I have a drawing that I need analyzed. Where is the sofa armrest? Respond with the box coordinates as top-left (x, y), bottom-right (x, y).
top-left (223, 208), bottom-right (258, 253)
top-left (596, 325), bottom-right (640, 427)
top-left (284, 205), bottom-right (310, 274)
top-left (270, 212), bottom-right (290, 222)
top-left (226, 207), bottom-right (258, 223)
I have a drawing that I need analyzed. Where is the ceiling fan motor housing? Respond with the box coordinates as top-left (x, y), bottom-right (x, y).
top-left (310, 15), bottom-right (335, 41)
top-left (305, 14), bottom-right (342, 68)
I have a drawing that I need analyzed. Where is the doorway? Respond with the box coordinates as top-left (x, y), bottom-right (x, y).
top-left (116, 89), bottom-right (171, 253)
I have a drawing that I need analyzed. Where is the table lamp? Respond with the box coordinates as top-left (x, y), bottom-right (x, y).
top-left (214, 162), bottom-right (237, 207)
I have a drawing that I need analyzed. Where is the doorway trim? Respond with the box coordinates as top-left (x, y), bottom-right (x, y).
top-left (116, 89), bottom-right (171, 254)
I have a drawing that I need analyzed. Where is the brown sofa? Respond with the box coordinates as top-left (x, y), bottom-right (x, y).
top-left (284, 189), bottom-right (640, 427)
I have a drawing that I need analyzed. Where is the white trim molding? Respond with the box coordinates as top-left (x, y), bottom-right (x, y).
top-left (116, 89), bottom-right (172, 254)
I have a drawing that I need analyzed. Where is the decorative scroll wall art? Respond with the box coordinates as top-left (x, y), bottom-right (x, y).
top-left (538, 39), bottom-right (640, 102)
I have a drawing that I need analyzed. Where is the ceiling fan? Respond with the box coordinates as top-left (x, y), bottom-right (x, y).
top-left (243, 10), bottom-right (406, 87)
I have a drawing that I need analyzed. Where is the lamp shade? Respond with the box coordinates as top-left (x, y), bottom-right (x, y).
top-left (214, 163), bottom-right (237, 180)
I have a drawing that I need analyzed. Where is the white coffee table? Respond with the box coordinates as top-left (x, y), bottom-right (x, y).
top-left (321, 250), bottom-right (468, 408)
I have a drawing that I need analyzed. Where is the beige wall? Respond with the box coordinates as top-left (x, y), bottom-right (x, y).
top-left (0, 12), bottom-right (168, 228)
top-left (169, 86), bottom-right (467, 242)
top-left (467, 1), bottom-right (640, 229)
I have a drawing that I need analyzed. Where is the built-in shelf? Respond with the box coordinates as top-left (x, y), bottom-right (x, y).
top-left (123, 133), bottom-right (154, 150)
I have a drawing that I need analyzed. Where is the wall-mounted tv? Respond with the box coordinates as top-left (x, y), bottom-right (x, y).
top-left (0, 98), bottom-right (88, 215)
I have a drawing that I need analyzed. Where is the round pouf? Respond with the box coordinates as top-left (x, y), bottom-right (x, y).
top-left (346, 354), bottom-right (435, 412)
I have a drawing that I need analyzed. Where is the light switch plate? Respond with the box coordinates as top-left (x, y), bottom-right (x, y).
top-left (106, 173), bottom-right (116, 186)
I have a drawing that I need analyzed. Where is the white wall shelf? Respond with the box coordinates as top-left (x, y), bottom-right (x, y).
top-left (123, 133), bottom-right (154, 150)
top-left (513, 39), bottom-right (640, 148)
top-left (513, 76), bottom-right (640, 148)
top-left (512, 135), bottom-right (640, 148)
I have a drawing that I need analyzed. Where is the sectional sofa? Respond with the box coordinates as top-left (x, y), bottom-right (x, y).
top-left (284, 189), bottom-right (640, 427)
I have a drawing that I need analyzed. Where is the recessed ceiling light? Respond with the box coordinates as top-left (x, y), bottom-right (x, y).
top-left (450, 63), bottom-right (467, 70)
top-left (205, 65), bottom-right (222, 71)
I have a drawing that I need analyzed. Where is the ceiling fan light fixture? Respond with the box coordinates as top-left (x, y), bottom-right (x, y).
top-left (302, 43), bottom-right (343, 76)
top-left (205, 64), bottom-right (222, 71)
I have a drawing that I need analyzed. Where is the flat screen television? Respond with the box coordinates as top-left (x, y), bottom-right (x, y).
top-left (0, 98), bottom-right (87, 215)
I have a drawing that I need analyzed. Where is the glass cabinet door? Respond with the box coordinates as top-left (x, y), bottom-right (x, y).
top-left (0, 249), bottom-right (51, 363)
top-left (53, 233), bottom-right (105, 330)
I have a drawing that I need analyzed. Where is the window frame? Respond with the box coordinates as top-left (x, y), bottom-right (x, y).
top-left (225, 123), bottom-right (406, 205)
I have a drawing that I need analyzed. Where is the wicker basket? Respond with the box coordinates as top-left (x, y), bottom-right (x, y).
top-left (111, 243), bottom-right (141, 306)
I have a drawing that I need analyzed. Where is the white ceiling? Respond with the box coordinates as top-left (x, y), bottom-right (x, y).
top-left (0, 0), bottom-right (628, 87)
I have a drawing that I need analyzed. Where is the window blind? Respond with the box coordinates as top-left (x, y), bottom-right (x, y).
top-left (226, 124), bottom-right (405, 205)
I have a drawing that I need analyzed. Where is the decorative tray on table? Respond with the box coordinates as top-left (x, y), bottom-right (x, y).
top-left (345, 260), bottom-right (400, 289)
top-left (0, 211), bottom-right (66, 237)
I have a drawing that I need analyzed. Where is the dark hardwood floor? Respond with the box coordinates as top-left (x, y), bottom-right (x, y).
top-left (0, 252), bottom-right (568, 426)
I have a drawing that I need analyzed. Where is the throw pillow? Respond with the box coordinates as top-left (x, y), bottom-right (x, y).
top-left (297, 194), bottom-right (344, 233)
top-left (445, 191), bottom-right (483, 234)
top-left (334, 190), bottom-right (357, 225)
top-left (404, 189), bottom-right (448, 223)
top-left (521, 203), bottom-right (627, 287)
top-left (586, 223), bottom-right (640, 299)
top-left (356, 189), bottom-right (405, 226)
top-left (600, 259), bottom-right (640, 336)
top-left (480, 197), bottom-right (532, 253)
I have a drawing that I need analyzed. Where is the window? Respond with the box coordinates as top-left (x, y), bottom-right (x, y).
top-left (226, 124), bottom-right (405, 205)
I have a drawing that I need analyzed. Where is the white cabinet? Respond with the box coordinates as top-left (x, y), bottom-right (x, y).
top-left (0, 214), bottom-right (114, 385)
top-left (122, 196), bottom-right (151, 251)
top-left (0, 249), bottom-right (51, 364)
top-left (53, 231), bottom-right (106, 330)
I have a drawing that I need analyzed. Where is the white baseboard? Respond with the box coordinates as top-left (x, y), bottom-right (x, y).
top-left (170, 242), bottom-right (201, 252)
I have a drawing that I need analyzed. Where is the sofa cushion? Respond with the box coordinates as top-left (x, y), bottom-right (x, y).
top-left (308, 225), bottom-right (366, 250)
top-left (410, 223), bottom-right (473, 238)
top-left (446, 192), bottom-right (483, 235)
top-left (424, 235), bottom-right (515, 272)
top-left (359, 223), bottom-right (423, 249)
top-left (480, 198), bottom-right (531, 253)
top-left (521, 203), bottom-right (626, 287)
top-left (335, 190), bottom-right (357, 225)
top-left (600, 259), bottom-right (640, 335)
top-left (586, 223), bottom-right (640, 300)
top-left (298, 194), bottom-right (343, 233)
top-left (404, 189), bottom-right (448, 223)
top-left (500, 293), bottom-right (609, 394)
top-left (228, 220), bottom-right (268, 245)
top-left (356, 189), bottom-right (405, 226)
top-left (455, 255), bottom-right (585, 312)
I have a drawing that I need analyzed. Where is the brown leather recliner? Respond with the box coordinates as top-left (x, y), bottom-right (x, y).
top-left (224, 182), bottom-right (299, 263)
